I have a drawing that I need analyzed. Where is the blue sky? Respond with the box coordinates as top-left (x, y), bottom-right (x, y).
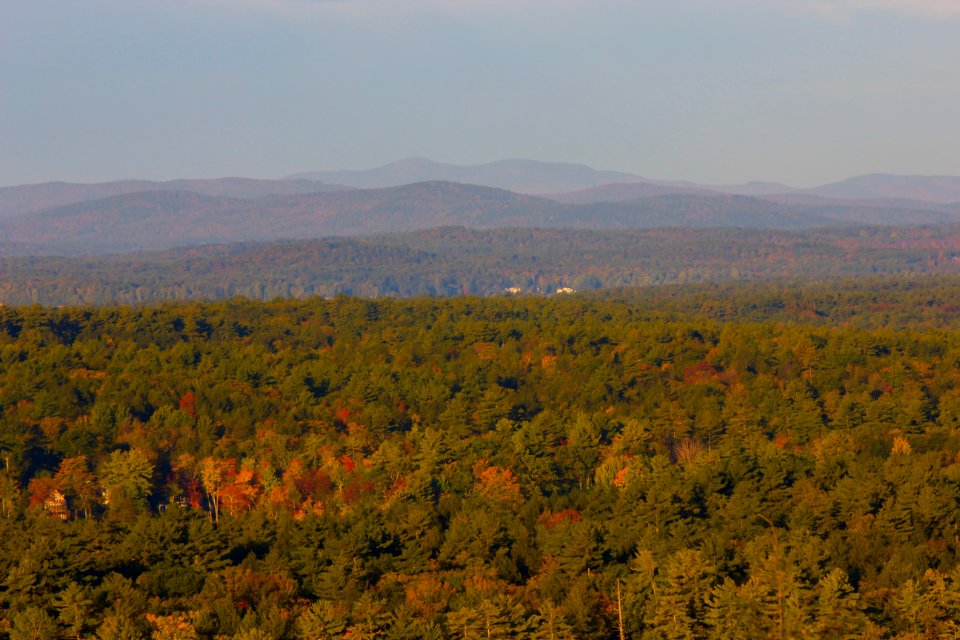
top-left (1, 0), bottom-right (958, 187)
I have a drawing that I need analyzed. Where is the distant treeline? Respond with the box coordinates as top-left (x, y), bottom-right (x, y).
top-left (4, 226), bottom-right (960, 306)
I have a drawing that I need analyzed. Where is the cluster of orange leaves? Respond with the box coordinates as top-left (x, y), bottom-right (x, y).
top-left (473, 462), bottom-right (522, 506)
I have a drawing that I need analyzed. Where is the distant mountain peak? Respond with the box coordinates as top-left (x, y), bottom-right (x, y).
top-left (287, 158), bottom-right (647, 194)
top-left (385, 157), bottom-right (441, 168)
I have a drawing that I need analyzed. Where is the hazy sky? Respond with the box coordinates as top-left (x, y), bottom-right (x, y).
top-left (2, 0), bottom-right (959, 187)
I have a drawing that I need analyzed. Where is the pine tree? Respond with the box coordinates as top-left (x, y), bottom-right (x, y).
top-left (649, 548), bottom-right (716, 640)
top-left (704, 578), bottom-right (755, 640)
top-left (296, 600), bottom-right (347, 640)
top-left (55, 582), bottom-right (93, 640)
top-left (95, 614), bottom-right (142, 640)
top-left (9, 606), bottom-right (60, 640)
top-left (99, 448), bottom-right (154, 513)
top-left (812, 568), bottom-right (864, 638)
top-left (529, 601), bottom-right (576, 640)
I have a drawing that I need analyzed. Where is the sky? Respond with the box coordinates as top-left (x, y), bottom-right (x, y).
top-left (1, 0), bottom-right (959, 188)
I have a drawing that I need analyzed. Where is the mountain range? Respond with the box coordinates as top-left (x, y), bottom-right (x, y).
top-left (287, 158), bottom-right (960, 203)
top-left (4, 182), bottom-right (956, 256)
top-left (286, 157), bottom-right (647, 194)
top-left (1, 159), bottom-right (960, 256)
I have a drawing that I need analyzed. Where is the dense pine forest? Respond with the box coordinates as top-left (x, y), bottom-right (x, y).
top-left (5, 281), bottom-right (960, 637)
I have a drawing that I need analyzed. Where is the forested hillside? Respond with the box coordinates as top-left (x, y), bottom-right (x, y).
top-left (6, 225), bottom-right (960, 306)
top-left (4, 285), bottom-right (960, 637)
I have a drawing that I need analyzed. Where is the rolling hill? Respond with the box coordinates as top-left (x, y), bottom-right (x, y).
top-left (5, 162), bottom-right (960, 230)
top-left (545, 182), bottom-right (721, 203)
top-left (3, 163), bottom-right (960, 256)
top-left (807, 174), bottom-right (960, 203)
top-left (3, 181), bottom-right (959, 256)
top-left (549, 185), bottom-right (960, 225)
top-left (0, 177), bottom-right (349, 219)
top-left (0, 182), bottom-right (849, 255)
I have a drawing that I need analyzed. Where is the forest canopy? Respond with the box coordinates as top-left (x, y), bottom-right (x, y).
top-left (2, 281), bottom-right (960, 637)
